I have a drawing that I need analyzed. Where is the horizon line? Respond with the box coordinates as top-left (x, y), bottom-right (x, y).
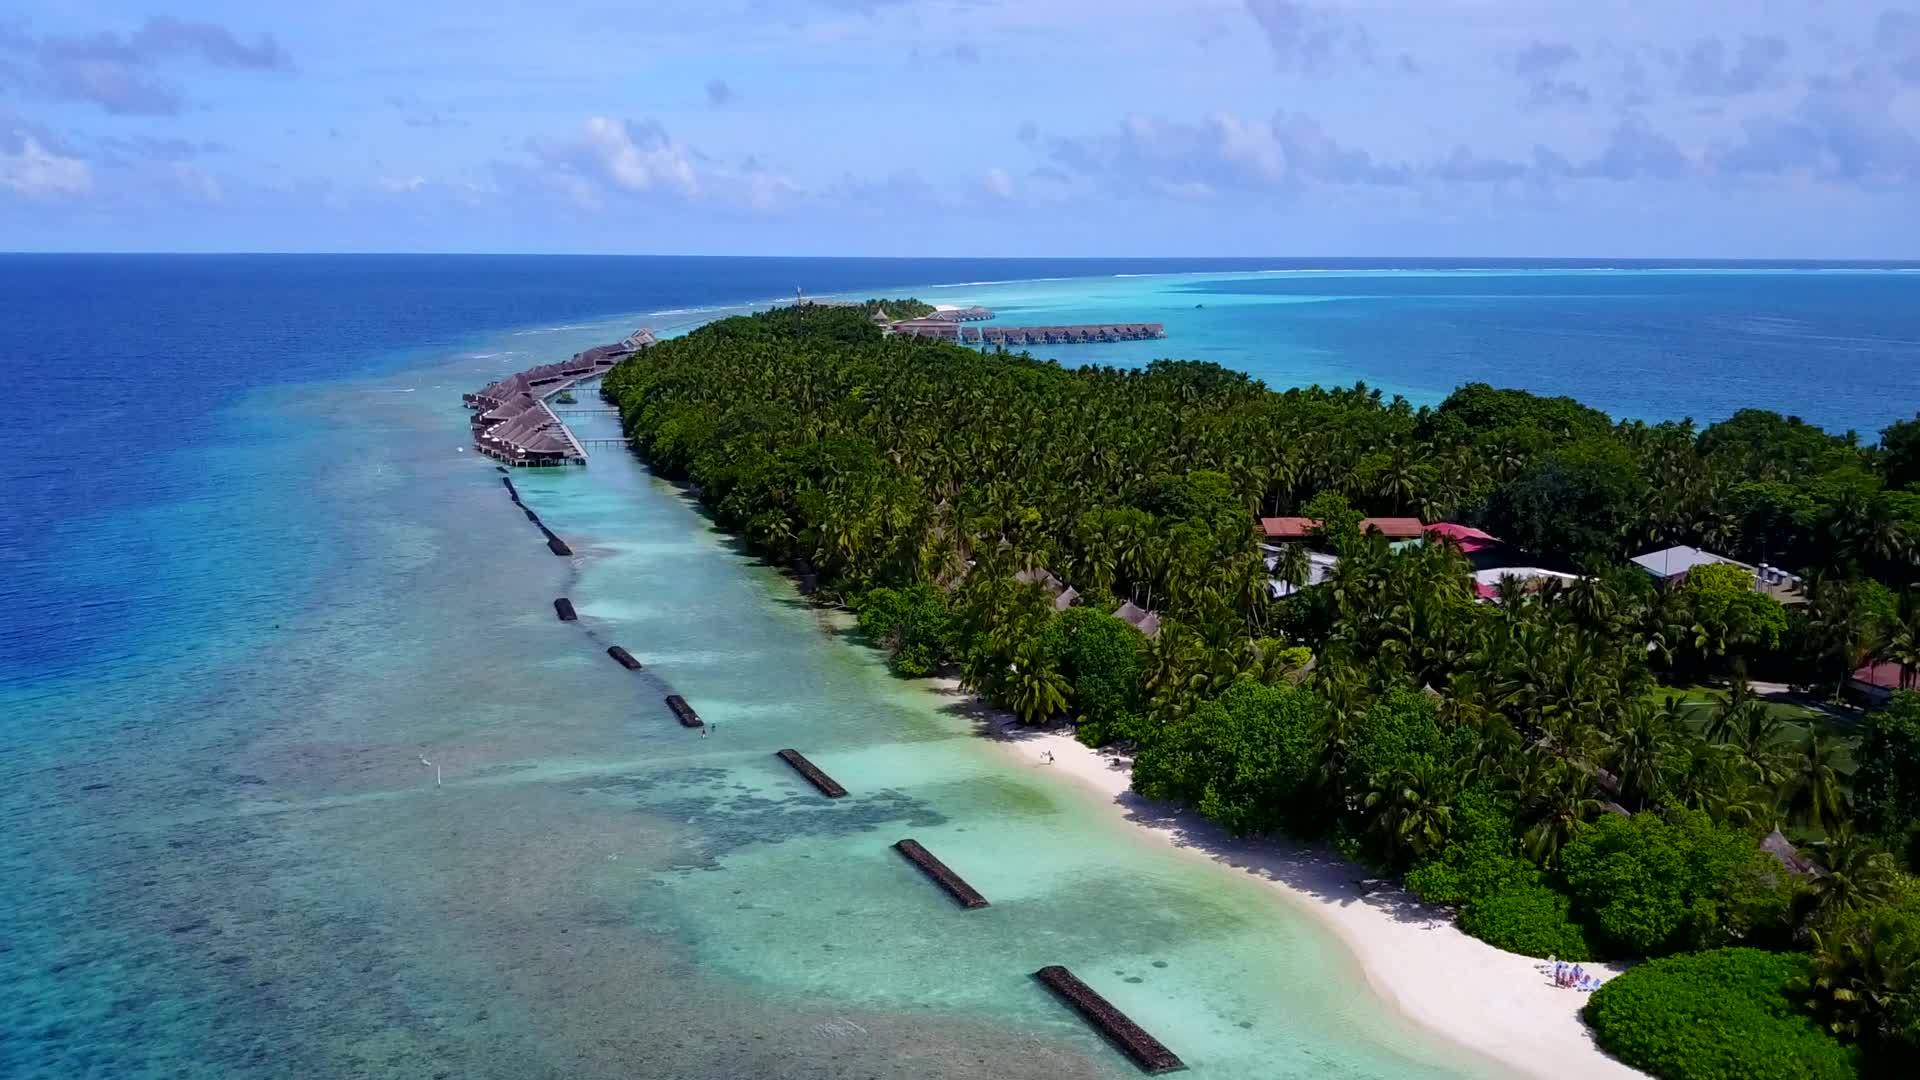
top-left (4, 251), bottom-right (1920, 264)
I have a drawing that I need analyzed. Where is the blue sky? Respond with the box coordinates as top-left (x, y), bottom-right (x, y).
top-left (2, 1), bottom-right (1917, 256)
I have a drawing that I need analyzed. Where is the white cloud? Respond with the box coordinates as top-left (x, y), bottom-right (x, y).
top-left (168, 161), bottom-right (223, 203)
top-left (576, 116), bottom-right (699, 196)
top-left (1, 129), bottom-right (92, 198)
top-left (515, 116), bottom-right (808, 213)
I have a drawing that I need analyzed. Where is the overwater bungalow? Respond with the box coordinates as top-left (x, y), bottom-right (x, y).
top-left (923, 306), bottom-right (995, 322)
top-left (977, 323), bottom-right (1165, 347)
top-left (462, 328), bottom-right (653, 467)
top-left (890, 318), bottom-right (964, 341)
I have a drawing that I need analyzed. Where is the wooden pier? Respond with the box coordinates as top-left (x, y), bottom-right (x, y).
top-left (607, 645), bottom-right (642, 670)
top-left (892, 839), bottom-right (988, 909)
top-left (554, 597), bottom-right (578, 622)
top-left (776, 749), bottom-right (846, 798)
top-left (665, 694), bottom-right (703, 728)
top-left (1033, 966), bottom-right (1184, 1073)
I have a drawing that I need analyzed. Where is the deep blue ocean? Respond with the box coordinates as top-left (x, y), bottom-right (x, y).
top-left (4, 254), bottom-right (1919, 1079)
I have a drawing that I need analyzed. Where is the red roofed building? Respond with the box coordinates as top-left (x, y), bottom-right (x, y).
top-left (1259, 516), bottom-right (1426, 542)
top-left (1363, 517), bottom-right (1426, 539)
top-left (1259, 516), bottom-right (1317, 540)
top-left (1424, 522), bottom-right (1501, 552)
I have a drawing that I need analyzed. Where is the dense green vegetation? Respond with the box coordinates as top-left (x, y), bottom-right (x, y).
top-left (1584, 949), bottom-right (1859, 1080)
top-left (861, 298), bottom-right (934, 319)
top-left (603, 303), bottom-right (1920, 1076)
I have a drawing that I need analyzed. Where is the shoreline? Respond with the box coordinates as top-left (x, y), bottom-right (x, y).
top-left (922, 677), bottom-right (1646, 1080)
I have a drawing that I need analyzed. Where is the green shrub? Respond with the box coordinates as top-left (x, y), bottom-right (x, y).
top-left (1405, 790), bottom-right (1533, 907)
top-left (1132, 679), bottom-right (1325, 837)
top-left (1053, 607), bottom-right (1145, 744)
top-left (1458, 881), bottom-right (1600, 960)
top-left (1583, 948), bottom-right (1859, 1080)
top-left (854, 584), bottom-right (954, 677)
top-left (1560, 809), bottom-right (1778, 957)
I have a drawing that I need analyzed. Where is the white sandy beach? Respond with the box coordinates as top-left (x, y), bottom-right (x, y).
top-left (946, 682), bottom-right (1646, 1080)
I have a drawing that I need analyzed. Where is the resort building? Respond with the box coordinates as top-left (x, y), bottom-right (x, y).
top-left (1471, 567), bottom-right (1583, 602)
top-left (1260, 516), bottom-right (1428, 543)
top-left (889, 318), bottom-right (964, 341)
top-left (1113, 600), bottom-right (1161, 639)
top-left (1266, 549), bottom-right (1340, 599)
top-left (1630, 545), bottom-right (1750, 584)
top-left (978, 324), bottom-right (1166, 346)
top-left (463, 328), bottom-right (653, 466)
top-left (1422, 523), bottom-right (1503, 554)
top-left (1015, 567), bottom-right (1080, 611)
top-left (1628, 545), bottom-right (1802, 601)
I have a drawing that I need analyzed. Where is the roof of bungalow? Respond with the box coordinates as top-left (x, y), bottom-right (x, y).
top-left (1259, 516), bottom-right (1426, 541)
top-left (1260, 517), bottom-right (1318, 539)
top-left (1112, 600), bottom-right (1161, 639)
top-left (1014, 568), bottom-right (1080, 610)
top-left (1363, 517), bottom-right (1426, 539)
top-left (1015, 567), bottom-right (1066, 591)
top-left (1267, 551), bottom-right (1340, 598)
top-left (1424, 523), bottom-right (1502, 552)
top-left (1472, 566), bottom-right (1582, 601)
top-left (1631, 545), bottom-right (1750, 579)
top-left (479, 392), bottom-right (541, 425)
top-left (1762, 828), bottom-right (1823, 877)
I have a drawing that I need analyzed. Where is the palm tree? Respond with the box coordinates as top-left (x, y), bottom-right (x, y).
top-left (1611, 702), bottom-right (1676, 811)
top-left (1731, 706), bottom-right (1793, 788)
top-left (1521, 765), bottom-right (1603, 864)
top-left (1006, 642), bottom-right (1071, 725)
top-left (1785, 731), bottom-right (1849, 835)
top-left (1802, 912), bottom-right (1920, 1044)
top-left (1273, 543), bottom-right (1312, 595)
top-left (1796, 830), bottom-right (1901, 933)
top-left (1805, 576), bottom-right (1884, 702)
top-left (1363, 757), bottom-right (1459, 863)
top-left (1879, 592), bottom-right (1920, 690)
top-left (1379, 448), bottom-right (1422, 514)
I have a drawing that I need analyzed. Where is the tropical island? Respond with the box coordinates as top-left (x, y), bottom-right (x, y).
top-left (600, 301), bottom-right (1920, 1080)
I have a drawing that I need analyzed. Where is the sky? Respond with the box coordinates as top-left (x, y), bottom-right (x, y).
top-left (2, 1), bottom-right (1918, 256)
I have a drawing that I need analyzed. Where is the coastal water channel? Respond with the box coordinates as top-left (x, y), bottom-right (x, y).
top-left (2, 305), bottom-right (1512, 1079)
